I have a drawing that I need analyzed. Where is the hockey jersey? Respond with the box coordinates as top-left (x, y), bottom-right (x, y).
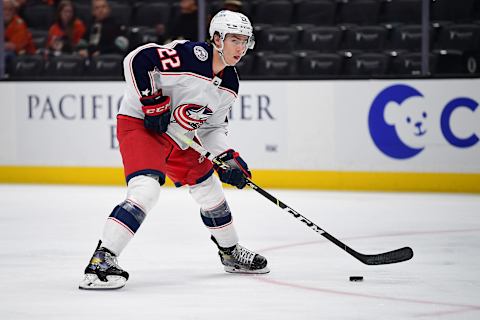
top-left (119, 40), bottom-right (239, 156)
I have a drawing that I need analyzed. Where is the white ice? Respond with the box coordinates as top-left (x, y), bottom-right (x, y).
top-left (0, 184), bottom-right (479, 319)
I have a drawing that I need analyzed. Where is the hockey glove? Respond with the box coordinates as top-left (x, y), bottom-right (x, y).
top-left (141, 94), bottom-right (171, 134)
top-left (213, 149), bottom-right (252, 189)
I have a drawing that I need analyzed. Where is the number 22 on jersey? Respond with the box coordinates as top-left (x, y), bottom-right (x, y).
top-left (157, 48), bottom-right (181, 70)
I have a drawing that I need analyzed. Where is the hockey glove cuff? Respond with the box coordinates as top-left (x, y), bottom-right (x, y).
top-left (213, 149), bottom-right (252, 189)
top-left (141, 94), bottom-right (171, 134)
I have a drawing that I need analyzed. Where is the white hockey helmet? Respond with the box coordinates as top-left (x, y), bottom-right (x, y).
top-left (209, 10), bottom-right (255, 51)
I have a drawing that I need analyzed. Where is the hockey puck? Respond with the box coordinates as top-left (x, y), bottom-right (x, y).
top-left (349, 276), bottom-right (363, 281)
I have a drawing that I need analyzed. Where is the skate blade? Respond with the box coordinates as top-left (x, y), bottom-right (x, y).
top-left (224, 266), bottom-right (270, 274)
top-left (78, 273), bottom-right (127, 290)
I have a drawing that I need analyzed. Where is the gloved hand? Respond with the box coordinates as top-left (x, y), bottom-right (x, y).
top-left (213, 149), bottom-right (251, 189)
top-left (141, 93), bottom-right (171, 134)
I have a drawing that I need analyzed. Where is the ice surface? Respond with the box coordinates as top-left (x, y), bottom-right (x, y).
top-left (0, 185), bottom-right (479, 319)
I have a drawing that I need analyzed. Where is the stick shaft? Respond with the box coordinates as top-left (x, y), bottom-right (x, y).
top-left (169, 130), bottom-right (413, 265)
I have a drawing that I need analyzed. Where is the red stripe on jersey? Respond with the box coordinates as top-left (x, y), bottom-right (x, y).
top-left (148, 70), bottom-right (155, 93)
top-left (160, 71), bottom-right (238, 98)
top-left (161, 71), bottom-right (211, 81)
top-left (128, 54), bottom-right (141, 98)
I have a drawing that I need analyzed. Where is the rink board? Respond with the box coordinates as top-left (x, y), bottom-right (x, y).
top-left (0, 166), bottom-right (479, 193)
top-left (0, 80), bottom-right (479, 192)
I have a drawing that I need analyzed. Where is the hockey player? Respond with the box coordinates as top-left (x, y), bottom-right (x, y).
top-left (79, 10), bottom-right (269, 290)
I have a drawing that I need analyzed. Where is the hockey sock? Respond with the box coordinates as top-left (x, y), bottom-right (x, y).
top-left (101, 200), bottom-right (146, 256)
top-left (201, 200), bottom-right (239, 248)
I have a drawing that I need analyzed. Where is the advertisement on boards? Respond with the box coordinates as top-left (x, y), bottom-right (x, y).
top-left (335, 79), bottom-right (480, 173)
top-left (11, 81), bottom-right (286, 168)
top-left (1, 79), bottom-right (478, 173)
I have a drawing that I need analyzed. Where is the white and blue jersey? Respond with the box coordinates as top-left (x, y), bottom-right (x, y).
top-left (119, 40), bottom-right (240, 156)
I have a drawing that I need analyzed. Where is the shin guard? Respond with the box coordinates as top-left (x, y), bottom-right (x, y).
top-left (101, 200), bottom-right (146, 255)
top-left (201, 200), bottom-right (239, 248)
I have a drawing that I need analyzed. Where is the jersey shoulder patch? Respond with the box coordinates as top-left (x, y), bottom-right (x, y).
top-left (193, 45), bottom-right (209, 62)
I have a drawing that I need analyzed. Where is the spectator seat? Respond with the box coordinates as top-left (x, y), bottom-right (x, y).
top-left (9, 55), bottom-right (45, 79)
top-left (45, 55), bottom-right (86, 78)
top-left (255, 53), bottom-right (298, 76)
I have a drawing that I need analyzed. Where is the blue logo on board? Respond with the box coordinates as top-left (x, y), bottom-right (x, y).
top-left (368, 84), bottom-right (478, 159)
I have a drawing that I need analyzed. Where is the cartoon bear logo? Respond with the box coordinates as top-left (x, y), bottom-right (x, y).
top-left (384, 96), bottom-right (429, 149)
top-left (368, 84), bottom-right (426, 159)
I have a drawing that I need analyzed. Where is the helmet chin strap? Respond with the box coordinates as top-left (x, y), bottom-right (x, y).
top-left (213, 39), bottom-right (232, 68)
top-left (213, 35), bottom-right (249, 69)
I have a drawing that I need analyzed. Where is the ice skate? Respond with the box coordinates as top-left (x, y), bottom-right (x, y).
top-left (79, 241), bottom-right (129, 290)
top-left (211, 236), bottom-right (270, 274)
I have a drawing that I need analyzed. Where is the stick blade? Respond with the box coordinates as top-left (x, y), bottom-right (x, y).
top-left (358, 247), bottom-right (414, 265)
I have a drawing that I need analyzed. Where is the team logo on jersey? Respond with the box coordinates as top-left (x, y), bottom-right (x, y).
top-left (173, 104), bottom-right (213, 130)
top-left (194, 46), bottom-right (208, 62)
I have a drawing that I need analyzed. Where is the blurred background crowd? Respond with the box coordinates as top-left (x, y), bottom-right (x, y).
top-left (3, 0), bottom-right (480, 79)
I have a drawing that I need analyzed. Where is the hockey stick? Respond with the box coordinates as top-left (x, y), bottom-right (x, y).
top-left (169, 130), bottom-right (414, 265)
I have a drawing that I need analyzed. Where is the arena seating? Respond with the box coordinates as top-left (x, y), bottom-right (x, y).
top-left (336, 0), bottom-right (381, 25)
top-left (44, 55), bottom-right (86, 78)
top-left (7, 0), bottom-right (480, 79)
top-left (9, 55), bottom-right (45, 79)
top-left (23, 4), bottom-right (55, 30)
top-left (294, 0), bottom-right (336, 25)
top-left (132, 2), bottom-right (171, 27)
top-left (298, 52), bottom-right (343, 75)
top-left (87, 54), bottom-right (124, 78)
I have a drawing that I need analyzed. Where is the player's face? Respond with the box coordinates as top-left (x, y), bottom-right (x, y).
top-left (222, 34), bottom-right (249, 65)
